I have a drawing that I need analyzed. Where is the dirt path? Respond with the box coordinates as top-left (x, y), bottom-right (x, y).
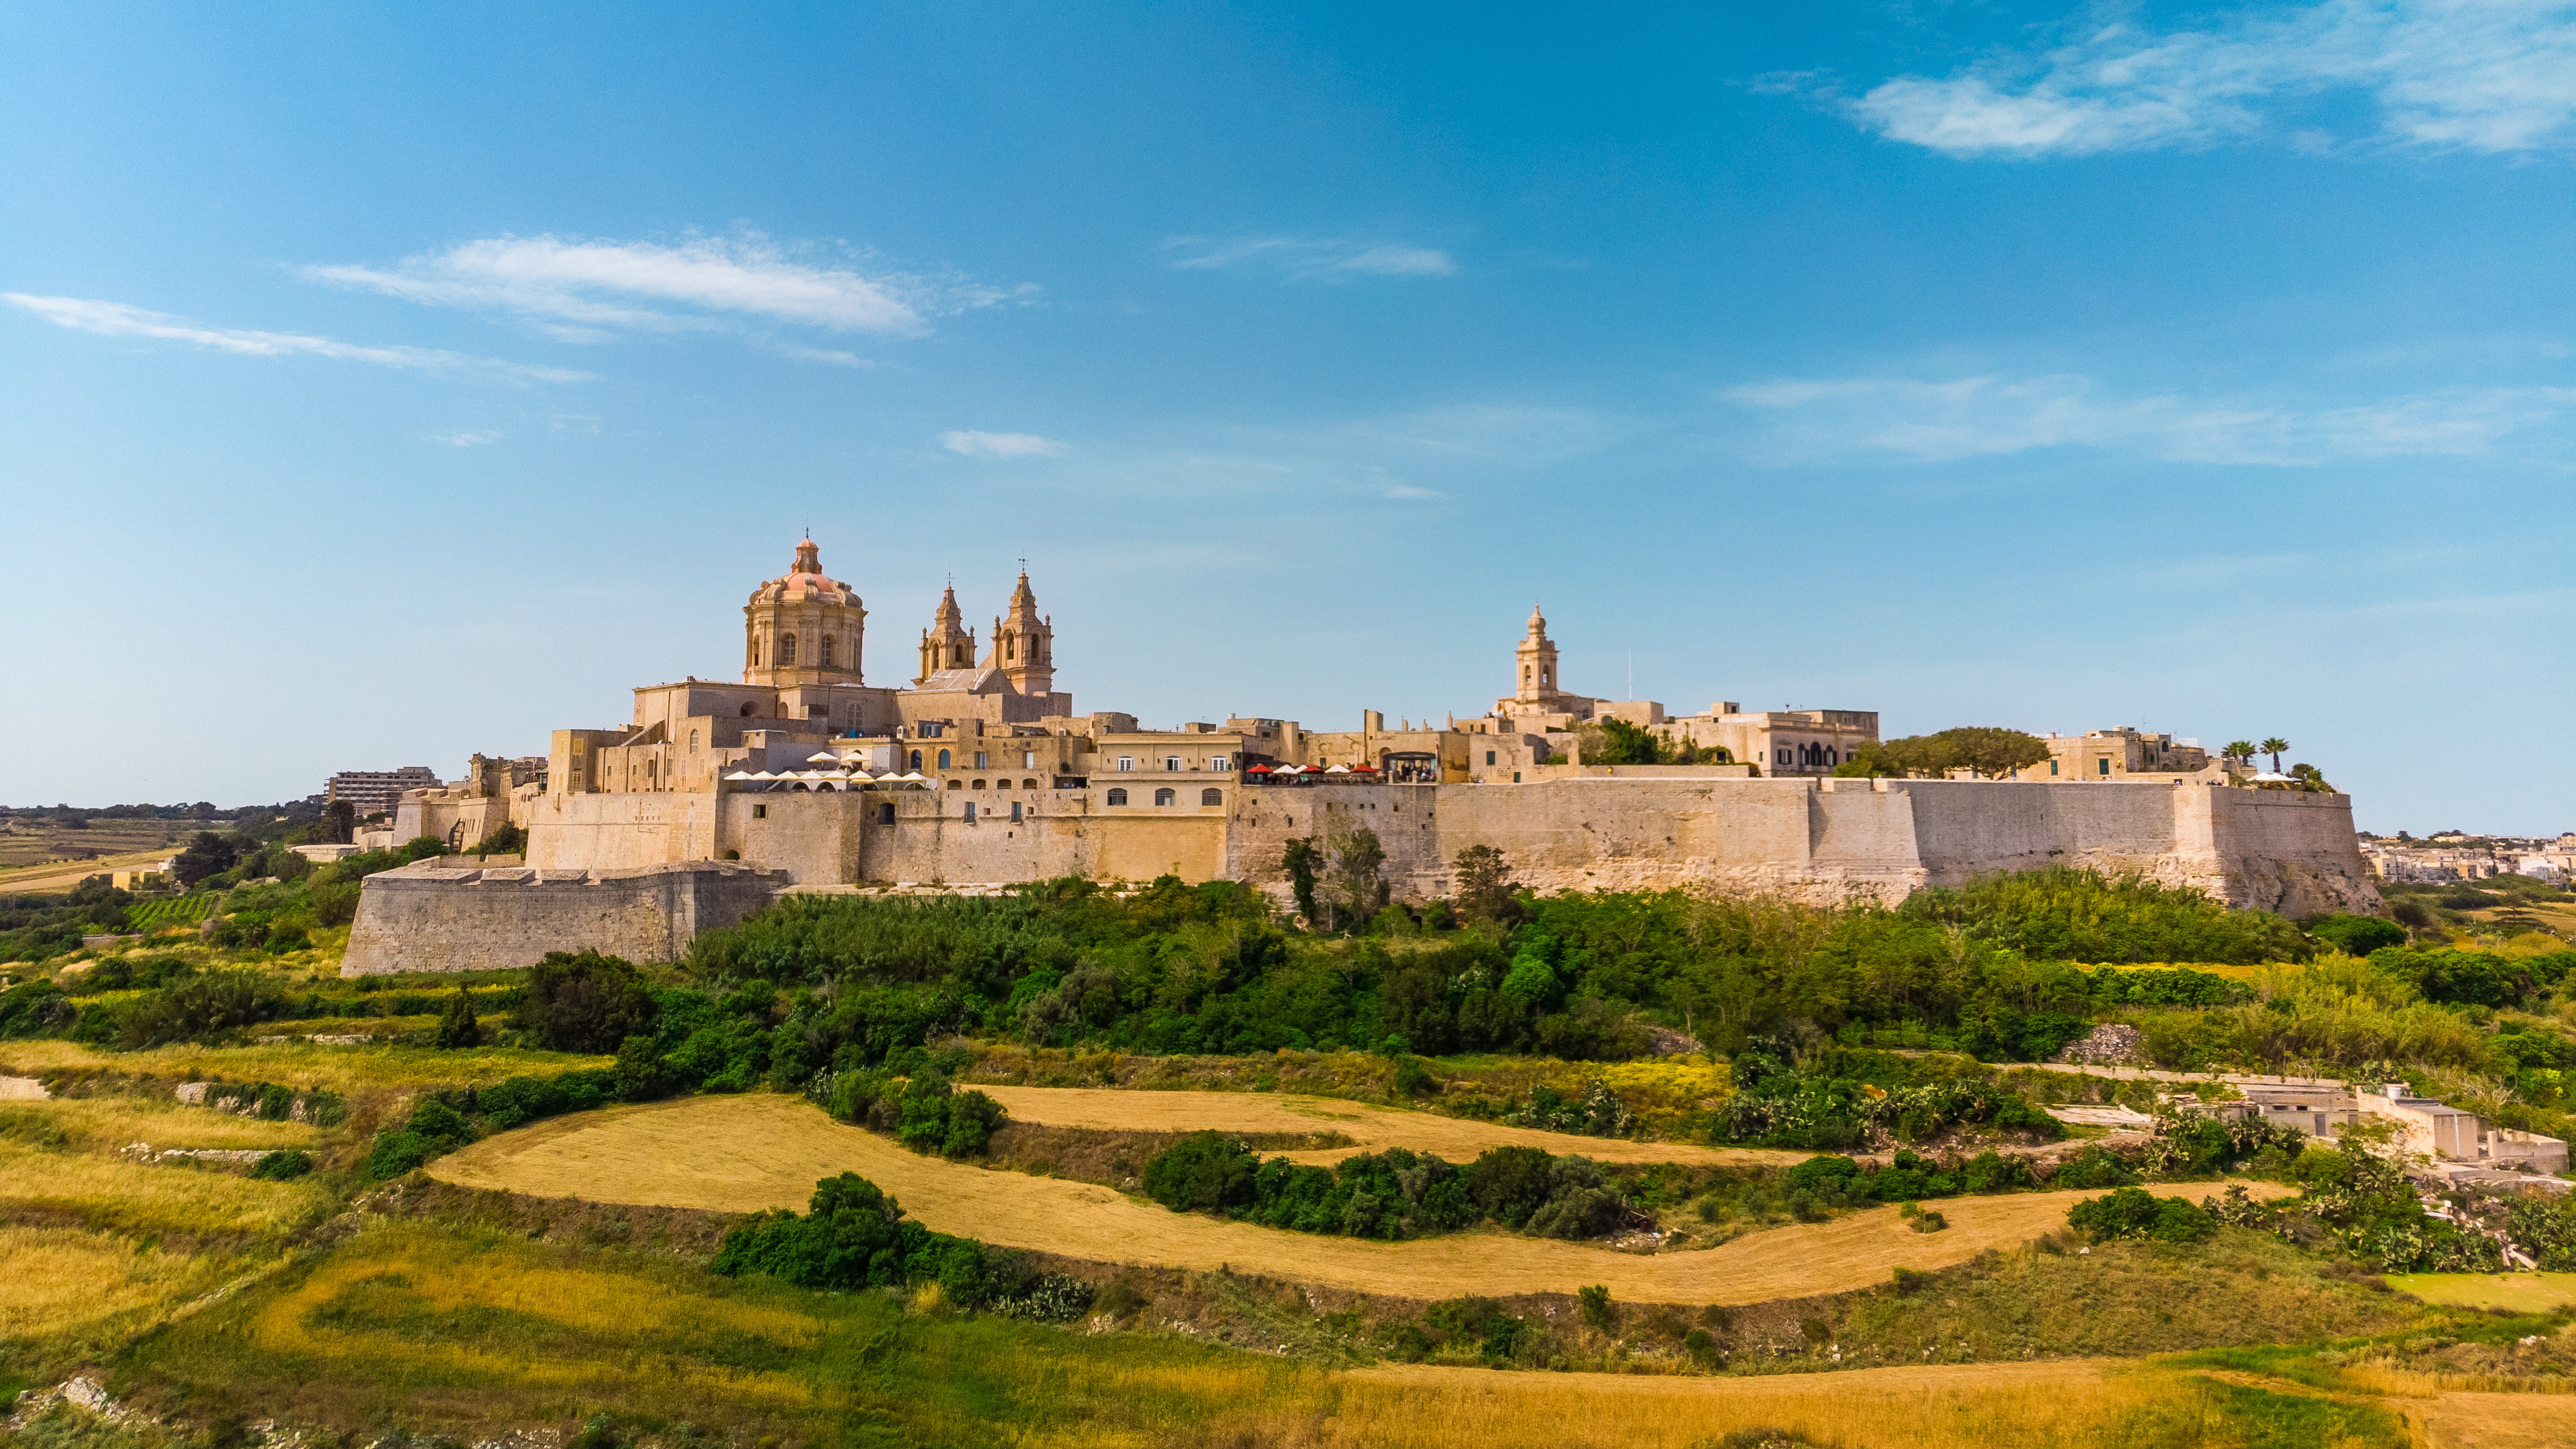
top-left (428, 1095), bottom-right (2293, 1305)
top-left (970, 1084), bottom-right (1810, 1167)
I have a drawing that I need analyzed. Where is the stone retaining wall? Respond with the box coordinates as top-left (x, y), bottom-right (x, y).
top-left (340, 860), bottom-right (786, 976)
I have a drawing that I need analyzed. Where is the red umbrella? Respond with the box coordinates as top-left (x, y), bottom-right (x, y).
top-left (1246, 764), bottom-right (1275, 773)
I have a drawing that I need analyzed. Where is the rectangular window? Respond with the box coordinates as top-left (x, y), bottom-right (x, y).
top-left (1485, 750), bottom-right (1496, 766)
top-left (1165, 755), bottom-right (1182, 771)
top-left (1117, 757), bottom-right (1134, 771)
top-left (752, 804), bottom-right (767, 818)
top-left (2098, 759), bottom-right (2111, 776)
top-left (2049, 760), bottom-right (2059, 776)
top-left (975, 752), bottom-right (988, 769)
top-left (1011, 801), bottom-right (1023, 823)
top-left (963, 802), bottom-right (976, 822)
top-left (1022, 751), bottom-right (1035, 768)
top-left (1210, 755), bottom-right (1229, 771)
top-left (878, 802), bottom-right (895, 824)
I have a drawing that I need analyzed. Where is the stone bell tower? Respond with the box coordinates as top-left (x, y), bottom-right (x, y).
top-left (743, 536), bottom-right (865, 687)
top-left (1515, 603), bottom-right (1561, 703)
top-left (916, 582), bottom-right (977, 682)
top-left (987, 569), bottom-right (1054, 696)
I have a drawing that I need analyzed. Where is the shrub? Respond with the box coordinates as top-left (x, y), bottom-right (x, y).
top-left (1142, 1131), bottom-right (1259, 1212)
top-left (890, 1070), bottom-right (1005, 1158)
top-left (2066, 1186), bottom-right (2214, 1244)
top-left (249, 1149), bottom-right (313, 1180)
top-left (115, 972), bottom-right (283, 1049)
top-left (2306, 913), bottom-right (2406, 956)
top-left (1576, 1283), bottom-right (1613, 1330)
top-left (515, 951), bottom-right (658, 1053)
top-left (433, 988), bottom-right (485, 1049)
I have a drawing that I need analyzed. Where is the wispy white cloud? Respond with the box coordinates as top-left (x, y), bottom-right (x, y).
top-left (768, 342), bottom-right (874, 367)
top-left (1721, 373), bottom-right (2576, 465)
top-left (431, 429), bottom-right (503, 447)
top-left (2, 293), bottom-right (590, 382)
top-left (1163, 235), bottom-right (1458, 279)
top-left (305, 232), bottom-right (1027, 344)
top-left (1825, 0), bottom-right (2576, 157)
top-left (942, 430), bottom-right (1068, 458)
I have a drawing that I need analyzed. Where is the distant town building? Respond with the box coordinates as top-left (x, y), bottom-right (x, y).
top-left (2361, 833), bottom-right (2576, 885)
top-left (324, 766), bottom-right (440, 818)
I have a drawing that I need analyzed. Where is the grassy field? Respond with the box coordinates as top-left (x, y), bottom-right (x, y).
top-left (429, 1093), bottom-right (2296, 1305)
top-left (0, 1039), bottom-right (613, 1095)
top-left (90, 1214), bottom-right (2454, 1449)
top-left (0, 1095), bottom-right (321, 1153)
top-left (2389, 1273), bottom-right (2576, 1313)
top-left (972, 1084), bottom-right (1803, 1168)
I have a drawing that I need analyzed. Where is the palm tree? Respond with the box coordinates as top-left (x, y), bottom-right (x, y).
top-left (2260, 737), bottom-right (2288, 773)
top-left (2224, 740), bottom-right (2256, 767)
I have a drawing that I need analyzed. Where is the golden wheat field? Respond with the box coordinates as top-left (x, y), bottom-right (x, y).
top-left (430, 1095), bottom-right (2295, 1303)
top-left (1, 1093), bottom-right (322, 1152)
top-left (972, 1084), bottom-right (1805, 1167)
top-left (0, 1226), bottom-right (240, 1345)
top-left (1326, 1359), bottom-right (2195, 1449)
top-left (0, 1038), bottom-right (614, 1094)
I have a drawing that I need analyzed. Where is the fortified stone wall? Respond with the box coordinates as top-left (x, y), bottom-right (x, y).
top-left (527, 792), bottom-right (721, 872)
top-left (340, 858), bottom-right (785, 976)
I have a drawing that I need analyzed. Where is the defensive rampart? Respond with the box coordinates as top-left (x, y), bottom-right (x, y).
top-left (340, 858), bottom-right (786, 976)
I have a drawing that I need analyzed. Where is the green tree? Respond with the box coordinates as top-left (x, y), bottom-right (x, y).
top-left (171, 831), bottom-right (239, 888)
top-left (2223, 741), bottom-right (2257, 767)
top-left (432, 988), bottom-right (484, 1049)
top-left (477, 821), bottom-right (527, 856)
top-left (1833, 727), bottom-right (2050, 780)
top-left (2260, 737), bottom-right (2289, 773)
top-left (323, 799), bottom-right (356, 844)
top-left (513, 951), bottom-right (658, 1054)
top-left (1327, 823), bottom-right (1387, 932)
top-left (1452, 844), bottom-right (1516, 925)
top-left (1281, 837), bottom-right (1322, 926)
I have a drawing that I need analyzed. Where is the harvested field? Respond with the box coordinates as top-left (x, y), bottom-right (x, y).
top-left (972, 1084), bottom-right (1807, 1167)
top-left (430, 1094), bottom-right (2294, 1304)
top-left (1331, 1359), bottom-right (2190, 1449)
top-left (2417, 1389), bottom-right (2576, 1449)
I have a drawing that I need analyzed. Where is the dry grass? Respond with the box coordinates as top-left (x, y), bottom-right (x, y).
top-left (972, 1084), bottom-right (1803, 1168)
top-left (0, 1138), bottom-right (327, 1236)
top-left (0, 1225), bottom-right (249, 1368)
top-left (0, 1039), bottom-right (612, 1094)
top-left (432, 1095), bottom-right (2293, 1305)
top-left (2387, 1273), bottom-right (2576, 1314)
top-left (2417, 1390), bottom-right (2576, 1448)
top-left (1, 1095), bottom-right (321, 1152)
top-left (1326, 1359), bottom-right (2185, 1449)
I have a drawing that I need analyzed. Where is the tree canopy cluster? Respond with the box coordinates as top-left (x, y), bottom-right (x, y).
top-left (1833, 727), bottom-right (2052, 780)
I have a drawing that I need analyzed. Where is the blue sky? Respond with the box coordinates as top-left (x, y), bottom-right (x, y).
top-left (3, 1), bottom-right (2570, 833)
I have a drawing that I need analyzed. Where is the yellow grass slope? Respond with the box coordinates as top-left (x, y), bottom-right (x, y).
top-left (431, 1095), bottom-right (2290, 1304)
top-left (974, 1084), bottom-right (1807, 1167)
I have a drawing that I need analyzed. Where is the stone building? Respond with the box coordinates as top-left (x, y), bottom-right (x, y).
top-left (344, 535), bottom-right (2384, 974)
top-left (2012, 727), bottom-right (2222, 784)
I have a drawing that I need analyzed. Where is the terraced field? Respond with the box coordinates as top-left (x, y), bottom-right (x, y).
top-left (430, 1093), bottom-right (2297, 1305)
top-left (972, 1084), bottom-right (1809, 1166)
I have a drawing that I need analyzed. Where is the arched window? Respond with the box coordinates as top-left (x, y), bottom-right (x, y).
top-left (741, 701), bottom-right (759, 717)
top-left (947, 779), bottom-right (962, 790)
top-left (689, 730), bottom-right (699, 752)
top-left (1154, 788), bottom-right (1176, 806)
top-left (937, 748), bottom-right (952, 769)
top-left (1106, 787), bottom-right (1128, 806)
top-left (820, 635), bottom-right (835, 668)
top-left (1021, 778), bottom-right (1037, 790)
top-left (972, 780), bottom-right (987, 790)
top-left (1541, 668), bottom-right (1551, 686)
top-left (909, 750), bottom-right (923, 770)
top-left (779, 633), bottom-right (797, 667)
top-left (1201, 788), bottom-right (1222, 806)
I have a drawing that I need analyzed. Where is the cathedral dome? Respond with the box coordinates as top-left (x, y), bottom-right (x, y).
top-left (750, 536), bottom-right (858, 606)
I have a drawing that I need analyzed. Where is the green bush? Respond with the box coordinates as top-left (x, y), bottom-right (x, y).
top-left (249, 1149), bottom-right (313, 1180)
top-left (2066, 1186), bottom-right (2215, 1244)
top-left (514, 951), bottom-right (658, 1054)
top-left (2305, 913), bottom-right (2406, 956)
top-left (433, 988), bottom-right (485, 1049)
top-left (115, 972), bottom-right (284, 1049)
top-left (711, 1172), bottom-right (1094, 1319)
top-left (1141, 1130), bottom-right (1259, 1212)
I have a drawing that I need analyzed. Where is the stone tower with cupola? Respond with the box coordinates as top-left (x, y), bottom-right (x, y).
top-left (916, 583), bottom-right (977, 682)
top-left (986, 569), bottom-right (1056, 696)
top-left (743, 536), bottom-right (866, 687)
top-left (1515, 603), bottom-right (1560, 703)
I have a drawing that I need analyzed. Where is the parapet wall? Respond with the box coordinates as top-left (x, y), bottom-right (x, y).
top-left (340, 859), bottom-right (786, 976)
